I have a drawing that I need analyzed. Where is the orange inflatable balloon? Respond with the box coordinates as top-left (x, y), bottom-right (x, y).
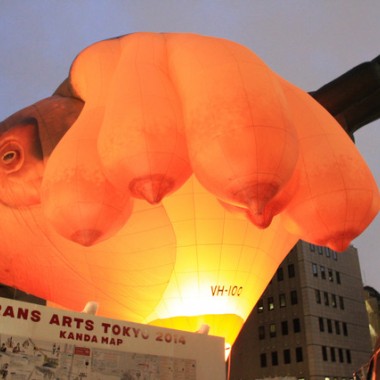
top-left (280, 78), bottom-right (380, 251)
top-left (0, 32), bottom-right (378, 358)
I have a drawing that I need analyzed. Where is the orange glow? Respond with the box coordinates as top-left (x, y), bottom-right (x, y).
top-left (0, 32), bottom-right (378, 353)
top-left (145, 176), bottom-right (298, 348)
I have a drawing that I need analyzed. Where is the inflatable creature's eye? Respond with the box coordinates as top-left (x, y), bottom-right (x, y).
top-left (0, 142), bottom-right (23, 173)
top-left (2, 150), bottom-right (19, 164)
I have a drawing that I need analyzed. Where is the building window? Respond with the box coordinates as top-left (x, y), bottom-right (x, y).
top-left (328, 268), bottom-right (333, 281)
top-left (319, 317), bottom-right (324, 332)
top-left (290, 290), bottom-right (298, 305)
top-left (317, 246), bottom-right (323, 255)
top-left (315, 289), bottom-right (321, 304)
top-left (330, 347), bottom-right (336, 362)
top-left (320, 265), bottom-right (326, 279)
top-left (293, 318), bottom-right (301, 333)
top-left (309, 243), bottom-right (315, 251)
top-left (326, 248), bottom-right (331, 258)
top-left (335, 320), bottom-right (341, 335)
top-left (331, 294), bottom-right (337, 308)
top-left (272, 351), bottom-right (278, 366)
top-left (288, 264), bottom-right (295, 278)
top-left (279, 293), bottom-right (286, 308)
top-left (346, 349), bottom-right (351, 363)
top-left (277, 267), bottom-right (284, 281)
top-left (336, 271), bottom-right (341, 284)
top-left (281, 321), bottom-right (289, 335)
top-left (269, 323), bottom-right (276, 338)
top-left (283, 349), bottom-right (291, 364)
top-left (257, 298), bottom-right (264, 313)
top-left (339, 348), bottom-right (344, 363)
top-left (332, 250), bottom-right (337, 260)
top-left (324, 292), bottom-right (329, 306)
top-left (259, 325), bottom-right (265, 340)
top-left (260, 353), bottom-right (267, 368)
top-left (322, 346), bottom-right (328, 361)
top-left (312, 263), bottom-right (318, 277)
top-left (343, 322), bottom-right (348, 336)
top-left (296, 347), bottom-right (303, 362)
top-left (327, 319), bottom-right (333, 333)
top-left (268, 297), bottom-right (274, 311)
top-left (339, 296), bottom-right (345, 310)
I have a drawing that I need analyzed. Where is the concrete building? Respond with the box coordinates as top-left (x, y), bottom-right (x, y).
top-left (230, 241), bottom-right (372, 380)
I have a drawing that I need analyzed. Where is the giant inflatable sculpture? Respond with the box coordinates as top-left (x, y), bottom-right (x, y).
top-left (0, 33), bottom-right (378, 354)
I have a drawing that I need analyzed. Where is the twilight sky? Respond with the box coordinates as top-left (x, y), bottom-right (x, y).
top-left (1, 1), bottom-right (379, 288)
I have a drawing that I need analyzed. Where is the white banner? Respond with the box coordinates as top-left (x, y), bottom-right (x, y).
top-left (0, 298), bottom-right (225, 379)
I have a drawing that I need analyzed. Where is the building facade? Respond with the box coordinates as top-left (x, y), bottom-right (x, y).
top-left (230, 241), bottom-right (372, 380)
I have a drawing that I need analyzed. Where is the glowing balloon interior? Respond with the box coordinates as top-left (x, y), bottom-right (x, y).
top-left (0, 33), bottom-right (378, 353)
